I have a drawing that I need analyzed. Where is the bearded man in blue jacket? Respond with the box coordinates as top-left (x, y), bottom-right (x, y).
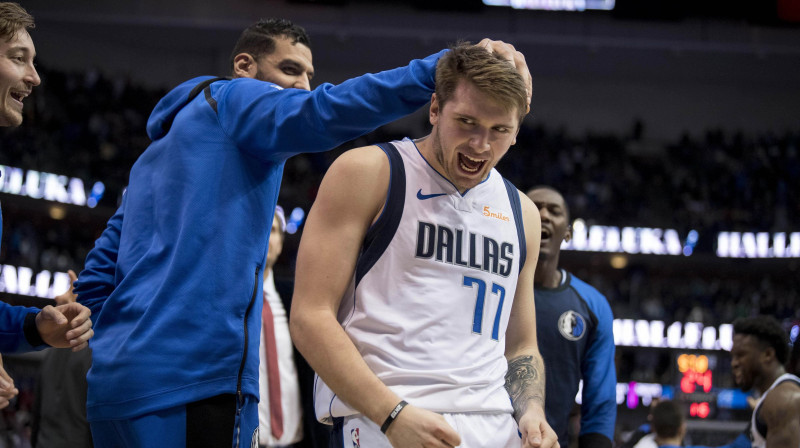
top-left (74, 17), bottom-right (531, 447)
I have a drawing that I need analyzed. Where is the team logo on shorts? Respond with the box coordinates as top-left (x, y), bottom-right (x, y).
top-left (351, 427), bottom-right (360, 447)
top-left (558, 310), bottom-right (586, 341)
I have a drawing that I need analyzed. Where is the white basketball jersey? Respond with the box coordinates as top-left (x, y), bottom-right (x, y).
top-left (315, 138), bottom-right (527, 423)
top-left (750, 373), bottom-right (800, 448)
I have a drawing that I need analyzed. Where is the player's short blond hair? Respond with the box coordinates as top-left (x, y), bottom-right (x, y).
top-left (435, 41), bottom-right (528, 124)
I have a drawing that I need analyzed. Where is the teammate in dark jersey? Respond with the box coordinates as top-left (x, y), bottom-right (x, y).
top-left (732, 316), bottom-right (800, 448)
top-left (527, 186), bottom-right (616, 448)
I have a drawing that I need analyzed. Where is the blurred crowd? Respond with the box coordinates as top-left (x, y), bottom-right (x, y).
top-left (501, 121), bottom-right (799, 233)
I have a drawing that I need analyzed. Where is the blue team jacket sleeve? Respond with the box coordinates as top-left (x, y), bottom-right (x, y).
top-left (74, 199), bottom-right (124, 316)
top-left (216, 50), bottom-right (446, 161)
top-left (0, 301), bottom-right (42, 352)
top-left (577, 282), bottom-right (617, 445)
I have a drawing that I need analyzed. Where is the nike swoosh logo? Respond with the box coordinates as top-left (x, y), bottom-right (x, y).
top-left (416, 189), bottom-right (447, 200)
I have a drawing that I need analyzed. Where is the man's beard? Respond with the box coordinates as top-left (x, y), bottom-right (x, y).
top-left (432, 126), bottom-right (446, 170)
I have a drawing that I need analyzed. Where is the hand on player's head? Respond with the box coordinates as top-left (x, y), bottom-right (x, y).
top-left (475, 38), bottom-right (532, 114)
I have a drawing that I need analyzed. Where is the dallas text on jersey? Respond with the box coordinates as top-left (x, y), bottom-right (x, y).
top-left (414, 221), bottom-right (514, 277)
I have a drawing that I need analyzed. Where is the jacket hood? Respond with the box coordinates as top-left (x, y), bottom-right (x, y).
top-left (146, 76), bottom-right (218, 141)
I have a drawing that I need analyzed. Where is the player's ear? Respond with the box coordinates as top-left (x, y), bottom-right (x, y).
top-left (511, 126), bottom-right (520, 146)
top-left (762, 346), bottom-right (776, 364)
top-left (233, 53), bottom-right (258, 79)
top-left (429, 93), bottom-right (440, 126)
top-left (564, 223), bottom-right (572, 242)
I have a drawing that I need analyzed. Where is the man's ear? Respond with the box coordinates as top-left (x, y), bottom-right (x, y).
top-left (232, 53), bottom-right (257, 79)
top-left (763, 346), bottom-right (777, 364)
top-left (564, 224), bottom-right (572, 243)
top-left (429, 93), bottom-right (440, 126)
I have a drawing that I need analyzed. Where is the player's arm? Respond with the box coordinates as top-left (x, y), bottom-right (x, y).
top-left (761, 383), bottom-right (800, 448)
top-left (290, 146), bottom-right (460, 448)
top-left (220, 52), bottom-right (442, 161)
top-left (74, 196), bottom-right (125, 316)
top-left (220, 40), bottom-right (531, 162)
top-left (504, 191), bottom-right (559, 448)
top-left (578, 291), bottom-right (616, 448)
top-left (0, 301), bottom-right (40, 352)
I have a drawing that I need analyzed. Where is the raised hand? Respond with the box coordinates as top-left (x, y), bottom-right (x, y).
top-left (475, 38), bottom-right (532, 114)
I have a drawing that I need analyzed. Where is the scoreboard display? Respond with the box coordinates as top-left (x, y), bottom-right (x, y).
top-left (672, 351), bottom-right (751, 420)
top-left (676, 353), bottom-right (715, 418)
top-left (612, 319), bottom-right (752, 423)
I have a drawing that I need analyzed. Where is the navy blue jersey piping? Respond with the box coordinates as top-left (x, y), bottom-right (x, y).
top-left (503, 178), bottom-right (526, 273)
top-left (355, 142), bottom-right (406, 286)
top-left (567, 285), bottom-right (600, 338)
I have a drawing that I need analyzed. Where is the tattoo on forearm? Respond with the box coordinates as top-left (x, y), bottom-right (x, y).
top-left (505, 354), bottom-right (545, 421)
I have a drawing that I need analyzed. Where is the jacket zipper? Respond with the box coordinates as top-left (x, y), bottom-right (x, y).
top-left (235, 265), bottom-right (260, 448)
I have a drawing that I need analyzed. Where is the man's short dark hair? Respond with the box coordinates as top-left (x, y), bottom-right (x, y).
top-left (734, 316), bottom-right (790, 364)
top-left (651, 400), bottom-right (684, 439)
top-left (229, 18), bottom-right (311, 70)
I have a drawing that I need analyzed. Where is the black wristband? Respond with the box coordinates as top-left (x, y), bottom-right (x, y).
top-left (380, 400), bottom-right (408, 434)
top-left (23, 311), bottom-right (47, 347)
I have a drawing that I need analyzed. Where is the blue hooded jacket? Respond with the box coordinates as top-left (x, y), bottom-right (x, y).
top-left (0, 301), bottom-right (42, 353)
top-left (1, 168), bottom-right (45, 353)
top-left (74, 50), bottom-right (445, 421)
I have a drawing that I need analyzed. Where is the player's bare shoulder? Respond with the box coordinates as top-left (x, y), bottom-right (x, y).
top-left (322, 145), bottom-right (390, 190)
top-left (319, 145), bottom-right (392, 224)
top-left (762, 379), bottom-right (800, 424)
top-left (774, 379), bottom-right (800, 408)
top-left (516, 190), bottom-right (539, 219)
top-left (516, 189), bottom-right (541, 235)
top-left (329, 145), bottom-right (389, 173)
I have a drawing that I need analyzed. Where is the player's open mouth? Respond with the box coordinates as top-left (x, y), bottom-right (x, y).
top-left (541, 228), bottom-right (551, 242)
top-left (458, 153), bottom-right (485, 173)
top-left (9, 90), bottom-right (28, 105)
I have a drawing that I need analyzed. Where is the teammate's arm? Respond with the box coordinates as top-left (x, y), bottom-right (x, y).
top-left (74, 198), bottom-right (125, 315)
top-left (761, 383), bottom-right (800, 448)
top-left (219, 39), bottom-right (531, 163)
top-left (578, 290), bottom-right (616, 448)
top-left (504, 192), bottom-right (559, 448)
top-left (290, 145), bottom-right (461, 448)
